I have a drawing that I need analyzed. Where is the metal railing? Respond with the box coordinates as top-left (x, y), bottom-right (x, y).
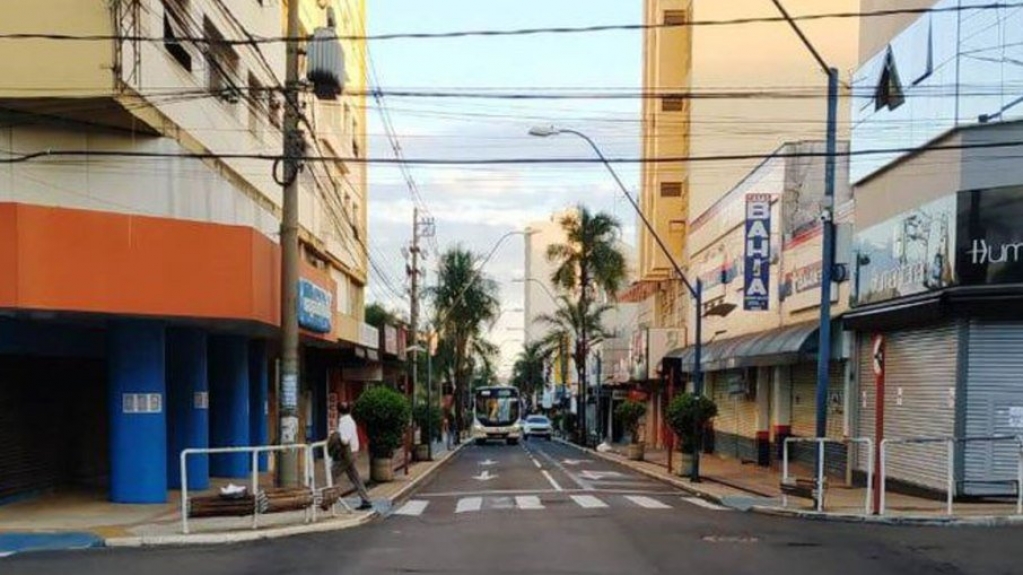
top-left (180, 441), bottom-right (338, 534)
top-left (782, 437), bottom-right (873, 515)
top-left (879, 435), bottom-right (1023, 517)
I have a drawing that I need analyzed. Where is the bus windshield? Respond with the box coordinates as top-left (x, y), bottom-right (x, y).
top-left (474, 387), bottom-right (520, 426)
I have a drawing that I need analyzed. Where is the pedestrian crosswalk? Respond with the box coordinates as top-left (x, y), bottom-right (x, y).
top-left (391, 493), bottom-right (728, 518)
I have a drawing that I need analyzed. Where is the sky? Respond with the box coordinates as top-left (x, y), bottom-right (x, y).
top-left (365, 1), bottom-right (646, 375)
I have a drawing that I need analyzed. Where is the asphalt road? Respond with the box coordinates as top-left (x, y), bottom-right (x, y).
top-left (6, 438), bottom-right (1023, 574)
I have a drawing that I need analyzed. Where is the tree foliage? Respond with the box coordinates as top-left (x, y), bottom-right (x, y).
top-left (666, 393), bottom-right (718, 454)
top-left (429, 246), bottom-right (501, 438)
top-left (510, 341), bottom-right (549, 398)
top-left (353, 386), bottom-right (411, 459)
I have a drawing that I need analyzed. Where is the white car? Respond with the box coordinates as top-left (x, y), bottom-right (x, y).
top-left (522, 415), bottom-right (553, 440)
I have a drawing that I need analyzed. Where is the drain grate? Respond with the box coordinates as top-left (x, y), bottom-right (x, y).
top-left (702, 535), bottom-right (759, 544)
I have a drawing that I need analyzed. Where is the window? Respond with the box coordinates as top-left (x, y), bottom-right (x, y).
top-left (663, 10), bottom-right (687, 26)
top-left (162, 0), bottom-right (192, 71)
top-left (875, 49), bottom-right (905, 112)
top-left (660, 182), bottom-right (683, 198)
top-left (203, 17), bottom-right (240, 97)
top-left (248, 73), bottom-right (265, 139)
top-left (661, 96), bottom-right (687, 112)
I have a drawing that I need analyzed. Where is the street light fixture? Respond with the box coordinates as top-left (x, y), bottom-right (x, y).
top-left (528, 125), bottom-right (706, 481)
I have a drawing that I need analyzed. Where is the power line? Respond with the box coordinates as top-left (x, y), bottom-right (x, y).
top-left (7, 138), bottom-right (1023, 165)
top-left (0, 3), bottom-right (1016, 43)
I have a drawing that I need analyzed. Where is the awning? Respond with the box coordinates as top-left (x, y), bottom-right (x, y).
top-left (666, 321), bottom-right (821, 373)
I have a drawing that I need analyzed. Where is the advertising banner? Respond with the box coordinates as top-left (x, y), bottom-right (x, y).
top-left (853, 194), bottom-right (956, 305)
top-left (298, 278), bottom-right (333, 333)
top-left (744, 194), bottom-right (772, 310)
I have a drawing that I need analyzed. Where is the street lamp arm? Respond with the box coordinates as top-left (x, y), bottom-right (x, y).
top-left (769, 0), bottom-right (830, 75)
top-left (555, 129), bottom-right (698, 299)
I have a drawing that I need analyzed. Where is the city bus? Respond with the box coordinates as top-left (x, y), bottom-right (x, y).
top-left (472, 386), bottom-right (522, 445)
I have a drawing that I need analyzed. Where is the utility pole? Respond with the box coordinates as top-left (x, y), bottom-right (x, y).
top-left (277, 0), bottom-right (302, 488)
top-left (408, 207), bottom-right (421, 437)
top-left (408, 210), bottom-right (434, 456)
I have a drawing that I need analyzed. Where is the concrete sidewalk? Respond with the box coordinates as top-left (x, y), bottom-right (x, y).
top-left (567, 441), bottom-right (1023, 525)
top-left (0, 440), bottom-right (463, 553)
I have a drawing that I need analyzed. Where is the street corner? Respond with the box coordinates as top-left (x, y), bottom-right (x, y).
top-left (0, 532), bottom-right (105, 558)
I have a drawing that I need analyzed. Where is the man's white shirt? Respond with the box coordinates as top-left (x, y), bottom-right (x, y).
top-left (338, 414), bottom-right (360, 453)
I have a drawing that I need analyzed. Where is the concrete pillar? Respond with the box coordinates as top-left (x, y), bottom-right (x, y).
top-left (772, 365), bottom-right (793, 461)
top-left (209, 335), bottom-right (250, 478)
top-left (108, 320), bottom-right (167, 504)
top-left (249, 340), bottom-right (269, 472)
top-left (166, 328), bottom-right (209, 490)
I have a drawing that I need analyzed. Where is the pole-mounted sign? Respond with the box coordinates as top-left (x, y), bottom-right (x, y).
top-left (744, 194), bottom-right (772, 311)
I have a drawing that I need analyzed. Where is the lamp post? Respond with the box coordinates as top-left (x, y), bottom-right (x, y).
top-left (529, 125), bottom-right (705, 481)
top-left (769, 0), bottom-right (840, 500)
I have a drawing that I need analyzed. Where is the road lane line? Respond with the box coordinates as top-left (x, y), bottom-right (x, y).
top-left (682, 497), bottom-right (729, 511)
top-left (393, 500), bottom-right (430, 516)
top-left (531, 457), bottom-right (542, 469)
top-left (455, 497), bottom-right (483, 514)
top-left (541, 470), bottom-right (564, 492)
top-left (624, 495), bottom-right (672, 509)
top-left (516, 495), bottom-right (544, 510)
top-left (532, 445), bottom-right (593, 490)
top-left (570, 494), bottom-right (608, 509)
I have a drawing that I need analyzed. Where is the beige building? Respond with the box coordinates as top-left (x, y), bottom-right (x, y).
top-left (0, 0), bottom-right (374, 504)
top-left (629, 0), bottom-right (860, 455)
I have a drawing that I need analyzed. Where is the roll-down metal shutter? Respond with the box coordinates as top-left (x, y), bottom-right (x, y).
top-left (875, 323), bottom-right (958, 492)
top-left (790, 362), bottom-right (847, 476)
top-left (963, 320), bottom-right (1023, 496)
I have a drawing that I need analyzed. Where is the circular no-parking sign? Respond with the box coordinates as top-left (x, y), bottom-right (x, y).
top-left (872, 335), bottom-right (885, 376)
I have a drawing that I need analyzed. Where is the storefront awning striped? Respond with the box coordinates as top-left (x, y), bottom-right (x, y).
top-left (665, 321), bottom-right (821, 373)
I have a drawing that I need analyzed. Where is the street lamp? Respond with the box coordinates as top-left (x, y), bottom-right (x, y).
top-left (529, 125), bottom-right (706, 481)
top-left (770, 0), bottom-right (840, 506)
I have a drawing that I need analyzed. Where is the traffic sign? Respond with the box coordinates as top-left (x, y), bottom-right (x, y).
top-left (872, 334), bottom-right (885, 376)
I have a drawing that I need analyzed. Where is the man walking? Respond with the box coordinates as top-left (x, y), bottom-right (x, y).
top-left (330, 401), bottom-right (373, 511)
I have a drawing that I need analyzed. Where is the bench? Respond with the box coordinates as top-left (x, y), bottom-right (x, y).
top-left (780, 477), bottom-right (822, 500)
top-left (187, 487), bottom-right (316, 518)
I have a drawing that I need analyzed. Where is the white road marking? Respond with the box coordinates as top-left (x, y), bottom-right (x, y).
top-left (472, 470), bottom-right (497, 481)
top-left (479, 459), bottom-right (497, 466)
top-left (570, 494), bottom-right (608, 509)
top-left (682, 497), bottom-right (729, 511)
top-left (0, 552), bottom-right (14, 558)
top-left (455, 497), bottom-right (483, 513)
top-left (516, 495), bottom-right (544, 510)
top-left (393, 500), bottom-right (429, 516)
top-left (579, 470), bottom-right (626, 481)
top-left (530, 457), bottom-right (542, 469)
top-left (533, 447), bottom-right (592, 489)
top-left (541, 470), bottom-right (564, 492)
top-left (562, 459), bottom-right (587, 466)
top-left (624, 495), bottom-right (672, 509)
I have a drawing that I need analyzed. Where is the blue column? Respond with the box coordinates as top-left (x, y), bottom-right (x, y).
top-left (108, 320), bottom-right (167, 504)
top-left (166, 329), bottom-right (209, 490)
top-left (209, 335), bottom-right (250, 478)
top-left (249, 340), bottom-right (269, 472)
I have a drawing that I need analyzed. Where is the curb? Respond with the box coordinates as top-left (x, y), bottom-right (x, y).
top-left (554, 439), bottom-right (1023, 527)
top-left (552, 438), bottom-right (729, 507)
top-left (749, 505), bottom-right (1023, 527)
top-left (105, 442), bottom-right (467, 549)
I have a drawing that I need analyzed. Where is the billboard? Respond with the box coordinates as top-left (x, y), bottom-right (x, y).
top-left (744, 194), bottom-right (772, 310)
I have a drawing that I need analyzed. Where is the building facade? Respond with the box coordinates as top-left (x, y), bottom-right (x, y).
top-left (630, 0), bottom-right (859, 454)
top-left (0, 0), bottom-right (374, 505)
top-left (663, 141), bottom-right (854, 471)
top-left (848, 0), bottom-right (1023, 496)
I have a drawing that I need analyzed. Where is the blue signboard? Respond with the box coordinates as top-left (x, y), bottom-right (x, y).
top-left (744, 194), bottom-right (772, 311)
top-left (298, 279), bottom-right (333, 333)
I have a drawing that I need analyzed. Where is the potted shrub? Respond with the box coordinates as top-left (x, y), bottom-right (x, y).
top-left (666, 393), bottom-right (718, 477)
top-left (615, 400), bottom-right (648, 460)
top-left (412, 404), bottom-right (442, 461)
top-left (354, 386), bottom-right (411, 482)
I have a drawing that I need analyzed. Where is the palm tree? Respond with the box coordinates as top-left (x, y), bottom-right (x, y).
top-left (545, 206), bottom-right (626, 442)
top-left (429, 247), bottom-right (500, 442)
top-left (511, 341), bottom-right (549, 402)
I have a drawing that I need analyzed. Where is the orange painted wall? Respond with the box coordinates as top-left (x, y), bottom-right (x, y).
top-left (0, 203), bottom-right (333, 331)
